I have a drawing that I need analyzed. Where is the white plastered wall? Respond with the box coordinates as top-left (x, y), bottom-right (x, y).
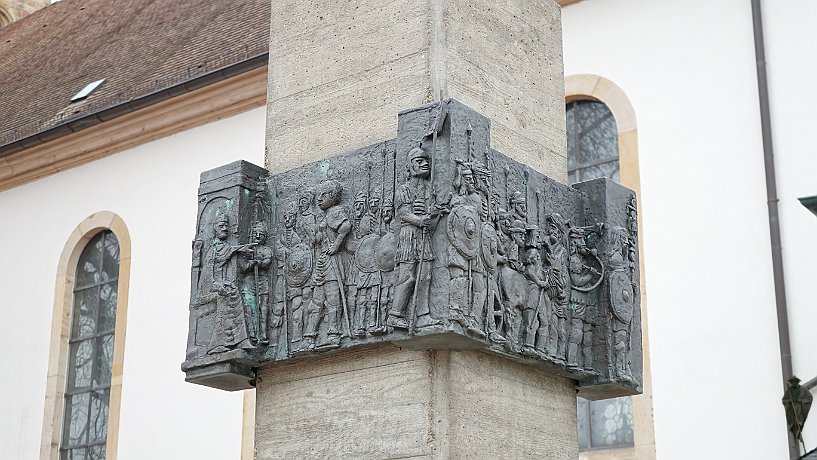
top-left (0, 106), bottom-right (265, 459)
top-left (562, 0), bottom-right (788, 457)
top-left (763, 0), bottom-right (817, 450)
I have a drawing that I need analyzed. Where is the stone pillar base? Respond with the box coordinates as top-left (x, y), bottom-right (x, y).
top-left (255, 344), bottom-right (577, 459)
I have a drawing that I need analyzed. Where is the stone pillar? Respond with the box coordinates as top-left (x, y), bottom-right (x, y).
top-left (255, 346), bottom-right (577, 459)
top-left (255, 1), bottom-right (578, 458)
top-left (266, 0), bottom-right (566, 181)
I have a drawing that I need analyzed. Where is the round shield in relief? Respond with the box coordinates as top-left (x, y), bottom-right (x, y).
top-left (480, 222), bottom-right (499, 269)
top-left (376, 232), bottom-right (396, 272)
top-left (354, 233), bottom-right (380, 273)
top-left (285, 243), bottom-right (313, 287)
top-left (446, 204), bottom-right (480, 260)
top-left (609, 270), bottom-right (635, 323)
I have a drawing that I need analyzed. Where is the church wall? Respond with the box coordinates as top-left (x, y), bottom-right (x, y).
top-left (562, 0), bottom-right (790, 458)
top-left (0, 106), bottom-right (265, 459)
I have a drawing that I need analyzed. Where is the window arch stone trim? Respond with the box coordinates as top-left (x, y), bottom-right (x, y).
top-left (565, 74), bottom-right (655, 459)
top-left (566, 74), bottom-right (640, 190)
top-left (0, 8), bottom-right (12, 27)
top-left (40, 211), bottom-right (131, 460)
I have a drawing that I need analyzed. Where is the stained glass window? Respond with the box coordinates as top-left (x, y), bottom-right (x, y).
top-left (61, 231), bottom-right (119, 460)
top-left (567, 99), bottom-right (634, 451)
top-left (577, 396), bottom-right (634, 450)
top-left (566, 100), bottom-right (620, 184)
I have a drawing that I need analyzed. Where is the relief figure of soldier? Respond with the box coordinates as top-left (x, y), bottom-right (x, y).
top-left (498, 209), bottom-right (528, 351)
top-left (242, 221), bottom-right (273, 346)
top-left (522, 247), bottom-right (550, 355)
top-left (276, 205), bottom-right (314, 352)
top-left (446, 159), bottom-right (486, 337)
top-left (481, 220), bottom-right (507, 345)
top-left (544, 213), bottom-right (570, 361)
top-left (388, 146), bottom-right (440, 330)
top-left (566, 224), bottom-right (604, 371)
top-left (350, 191), bottom-right (382, 338)
top-left (609, 227), bottom-right (637, 384)
top-left (304, 179), bottom-right (351, 349)
top-left (372, 199), bottom-right (396, 335)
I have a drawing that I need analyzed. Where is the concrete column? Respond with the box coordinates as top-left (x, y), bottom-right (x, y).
top-left (266, 0), bottom-right (566, 182)
top-left (255, 346), bottom-right (577, 459)
top-left (260, 1), bottom-right (576, 457)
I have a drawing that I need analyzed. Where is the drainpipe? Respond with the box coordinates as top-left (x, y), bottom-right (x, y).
top-left (750, 1), bottom-right (799, 458)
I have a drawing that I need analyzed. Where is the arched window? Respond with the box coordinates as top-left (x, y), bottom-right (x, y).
top-left (567, 100), bottom-right (620, 184)
top-left (41, 212), bottom-right (130, 460)
top-left (61, 230), bottom-right (120, 458)
top-left (565, 75), bottom-right (652, 456)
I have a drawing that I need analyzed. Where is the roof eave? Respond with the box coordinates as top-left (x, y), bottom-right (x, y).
top-left (0, 52), bottom-right (269, 159)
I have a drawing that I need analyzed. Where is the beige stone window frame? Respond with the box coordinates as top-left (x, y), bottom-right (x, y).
top-left (566, 74), bottom-right (656, 460)
top-left (40, 211), bottom-right (131, 460)
top-left (0, 8), bottom-right (12, 27)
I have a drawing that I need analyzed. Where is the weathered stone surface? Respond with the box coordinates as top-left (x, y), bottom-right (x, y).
top-left (266, 0), bottom-right (566, 181)
top-left (182, 99), bottom-right (641, 399)
top-left (254, 346), bottom-right (578, 459)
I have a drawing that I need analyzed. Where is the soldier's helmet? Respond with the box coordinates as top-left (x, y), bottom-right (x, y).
top-left (407, 145), bottom-right (429, 161)
top-left (509, 190), bottom-right (526, 205)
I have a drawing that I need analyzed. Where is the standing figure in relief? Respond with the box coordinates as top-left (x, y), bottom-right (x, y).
top-left (498, 213), bottom-right (528, 350)
top-left (505, 191), bottom-right (528, 273)
top-left (352, 191), bottom-right (382, 337)
top-left (200, 213), bottom-right (256, 354)
top-left (296, 191), bottom-right (317, 246)
top-left (287, 193), bottom-right (316, 350)
top-left (275, 206), bottom-right (312, 352)
top-left (544, 213), bottom-right (570, 361)
top-left (481, 222), bottom-right (507, 344)
top-left (474, 164), bottom-right (505, 343)
top-left (347, 191), bottom-right (367, 336)
top-left (373, 200), bottom-right (396, 335)
top-left (273, 208), bottom-right (297, 343)
top-left (522, 247), bottom-right (549, 355)
top-left (609, 227), bottom-right (637, 384)
top-left (389, 146), bottom-right (439, 330)
top-left (566, 224), bottom-right (604, 370)
top-left (492, 207), bottom-right (514, 344)
top-left (243, 221), bottom-right (274, 346)
top-left (446, 159), bottom-right (485, 336)
top-left (304, 180), bottom-right (351, 349)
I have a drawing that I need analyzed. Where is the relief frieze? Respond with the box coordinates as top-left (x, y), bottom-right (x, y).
top-left (181, 99), bottom-right (642, 399)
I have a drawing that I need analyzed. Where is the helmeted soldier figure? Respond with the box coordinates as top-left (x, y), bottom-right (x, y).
top-left (608, 227), bottom-right (637, 383)
top-left (373, 199), bottom-right (396, 335)
top-left (244, 221), bottom-right (273, 345)
top-left (544, 213), bottom-right (570, 360)
top-left (566, 224), bottom-right (603, 370)
top-left (523, 247), bottom-right (549, 355)
top-left (446, 159), bottom-right (486, 336)
top-left (351, 190), bottom-right (382, 337)
top-left (304, 179), bottom-right (351, 349)
top-left (389, 145), bottom-right (439, 330)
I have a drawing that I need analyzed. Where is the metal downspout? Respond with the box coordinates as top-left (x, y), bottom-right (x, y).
top-left (750, 1), bottom-right (798, 458)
